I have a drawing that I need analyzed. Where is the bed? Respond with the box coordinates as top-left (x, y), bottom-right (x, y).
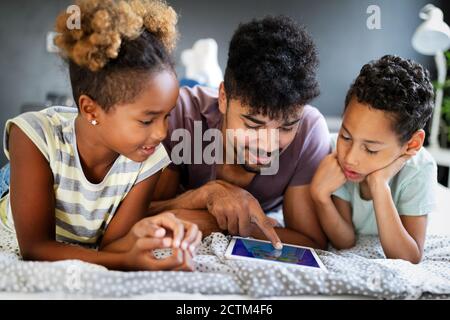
top-left (0, 184), bottom-right (449, 300)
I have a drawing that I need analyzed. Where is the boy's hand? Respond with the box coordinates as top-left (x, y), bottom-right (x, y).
top-left (367, 154), bottom-right (412, 188)
top-left (311, 152), bottom-right (347, 201)
top-left (204, 180), bottom-right (282, 249)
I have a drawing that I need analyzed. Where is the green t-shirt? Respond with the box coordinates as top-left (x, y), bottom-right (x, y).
top-left (331, 134), bottom-right (438, 235)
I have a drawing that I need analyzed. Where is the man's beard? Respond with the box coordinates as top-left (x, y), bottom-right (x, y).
top-left (223, 111), bottom-right (280, 174)
top-left (240, 162), bottom-right (261, 173)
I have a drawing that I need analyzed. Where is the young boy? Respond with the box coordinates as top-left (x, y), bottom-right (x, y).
top-left (311, 55), bottom-right (437, 263)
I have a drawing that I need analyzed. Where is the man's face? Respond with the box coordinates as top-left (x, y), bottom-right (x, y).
top-left (218, 84), bottom-right (302, 173)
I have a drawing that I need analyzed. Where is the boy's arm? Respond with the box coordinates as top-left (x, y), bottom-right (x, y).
top-left (369, 180), bottom-right (426, 263)
top-left (367, 154), bottom-right (427, 263)
top-left (310, 152), bottom-right (356, 249)
top-left (311, 193), bottom-right (356, 249)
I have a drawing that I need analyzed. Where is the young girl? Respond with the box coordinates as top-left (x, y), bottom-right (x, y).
top-left (0, 0), bottom-right (202, 271)
top-left (311, 55), bottom-right (437, 264)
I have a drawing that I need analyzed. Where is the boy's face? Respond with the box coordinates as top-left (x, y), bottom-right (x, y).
top-left (218, 84), bottom-right (301, 173)
top-left (94, 70), bottom-right (179, 163)
top-left (336, 98), bottom-right (408, 183)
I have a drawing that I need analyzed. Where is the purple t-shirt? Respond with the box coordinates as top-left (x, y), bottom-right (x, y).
top-left (163, 86), bottom-right (331, 211)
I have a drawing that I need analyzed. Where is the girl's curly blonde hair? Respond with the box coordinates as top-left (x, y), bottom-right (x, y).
top-left (53, 0), bottom-right (179, 111)
top-left (55, 0), bottom-right (178, 72)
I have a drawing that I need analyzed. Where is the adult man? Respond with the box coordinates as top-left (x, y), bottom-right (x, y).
top-left (151, 16), bottom-right (330, 249)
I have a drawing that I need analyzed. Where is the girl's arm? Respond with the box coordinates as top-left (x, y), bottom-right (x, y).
top-left (99, 171), bottom-right (160, 252)
top-left (369, 180), bottom-right (426, 263)
top-left (8, 124), bottom-right (192, 270)
top-left (99, 161), bottom-right (201, 254)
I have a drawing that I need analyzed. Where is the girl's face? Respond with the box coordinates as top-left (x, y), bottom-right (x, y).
top-left (95, 70), bottom-right (179, 162)
top-left (336, 98), bottom-right (408, 183)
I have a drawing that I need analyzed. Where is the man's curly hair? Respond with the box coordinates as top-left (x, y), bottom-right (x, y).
top-left (54, 0), bottom-right (178, 111)
top-left (345, 55), bottom-right (434, 144)
top-left (224, 15), bottom-right (320, 120)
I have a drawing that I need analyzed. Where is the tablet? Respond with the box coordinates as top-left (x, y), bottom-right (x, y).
top-left (225, 237), bottom-right (327, 271)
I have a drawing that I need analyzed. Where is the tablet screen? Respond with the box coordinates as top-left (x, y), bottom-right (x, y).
top-left (230, 238), bottom-right (321, 268)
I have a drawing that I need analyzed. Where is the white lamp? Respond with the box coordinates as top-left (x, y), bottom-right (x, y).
top-left (181, 39), bottom-right (223, 88)
top-left (412, 4), bottom-right (450, 185)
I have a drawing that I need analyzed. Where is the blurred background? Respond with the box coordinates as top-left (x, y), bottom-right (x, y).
top-left (0, 0), bottom-right (449, 184)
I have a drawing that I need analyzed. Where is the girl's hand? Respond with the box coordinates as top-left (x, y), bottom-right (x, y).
top-left (367, 154), bottom-right (411, 189)
top-left (172, 249), bottom-right (195, 271)
top-left (128, 212), bottom-right (203, 255)
top-left (123, 237), bottom-right (194, 271)
top-left (122, 212), bottom-right (202, 271)
top-left (311, 152), bottom-right (347, 201)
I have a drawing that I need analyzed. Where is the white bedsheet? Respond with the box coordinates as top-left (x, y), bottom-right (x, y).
top-left (0, 292), bottom-right (372, 300)
top-left (0, 185), bottom-right (448, 300)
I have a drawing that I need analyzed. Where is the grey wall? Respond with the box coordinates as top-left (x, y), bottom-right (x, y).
top-left (0, 0), bottom-right (73, 165)
top-left (169, 0), bottom-right (443, 114)
top-left (0, 0), bottom-right (446, 165)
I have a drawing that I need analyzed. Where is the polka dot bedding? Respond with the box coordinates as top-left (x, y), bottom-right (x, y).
top-left (0, 223), bottom-right (449, 299)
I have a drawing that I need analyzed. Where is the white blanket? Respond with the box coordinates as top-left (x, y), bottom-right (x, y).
top-left (1, 225), bottom-right (449, 299)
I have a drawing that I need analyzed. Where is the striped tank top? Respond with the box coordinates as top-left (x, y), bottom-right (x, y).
top-left (0, 106), bottom-right (170, 246)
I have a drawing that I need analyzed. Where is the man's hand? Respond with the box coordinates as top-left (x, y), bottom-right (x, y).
top-left (204, 180), bottom-right (282, 249)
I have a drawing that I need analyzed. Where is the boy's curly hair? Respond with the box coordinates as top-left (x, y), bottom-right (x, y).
top-left (345, 55), bottom-right (434, 144)
top-left (223, 15), bottom-right (320, 120)
top-left (54, 0), bottom-right (178, 111)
